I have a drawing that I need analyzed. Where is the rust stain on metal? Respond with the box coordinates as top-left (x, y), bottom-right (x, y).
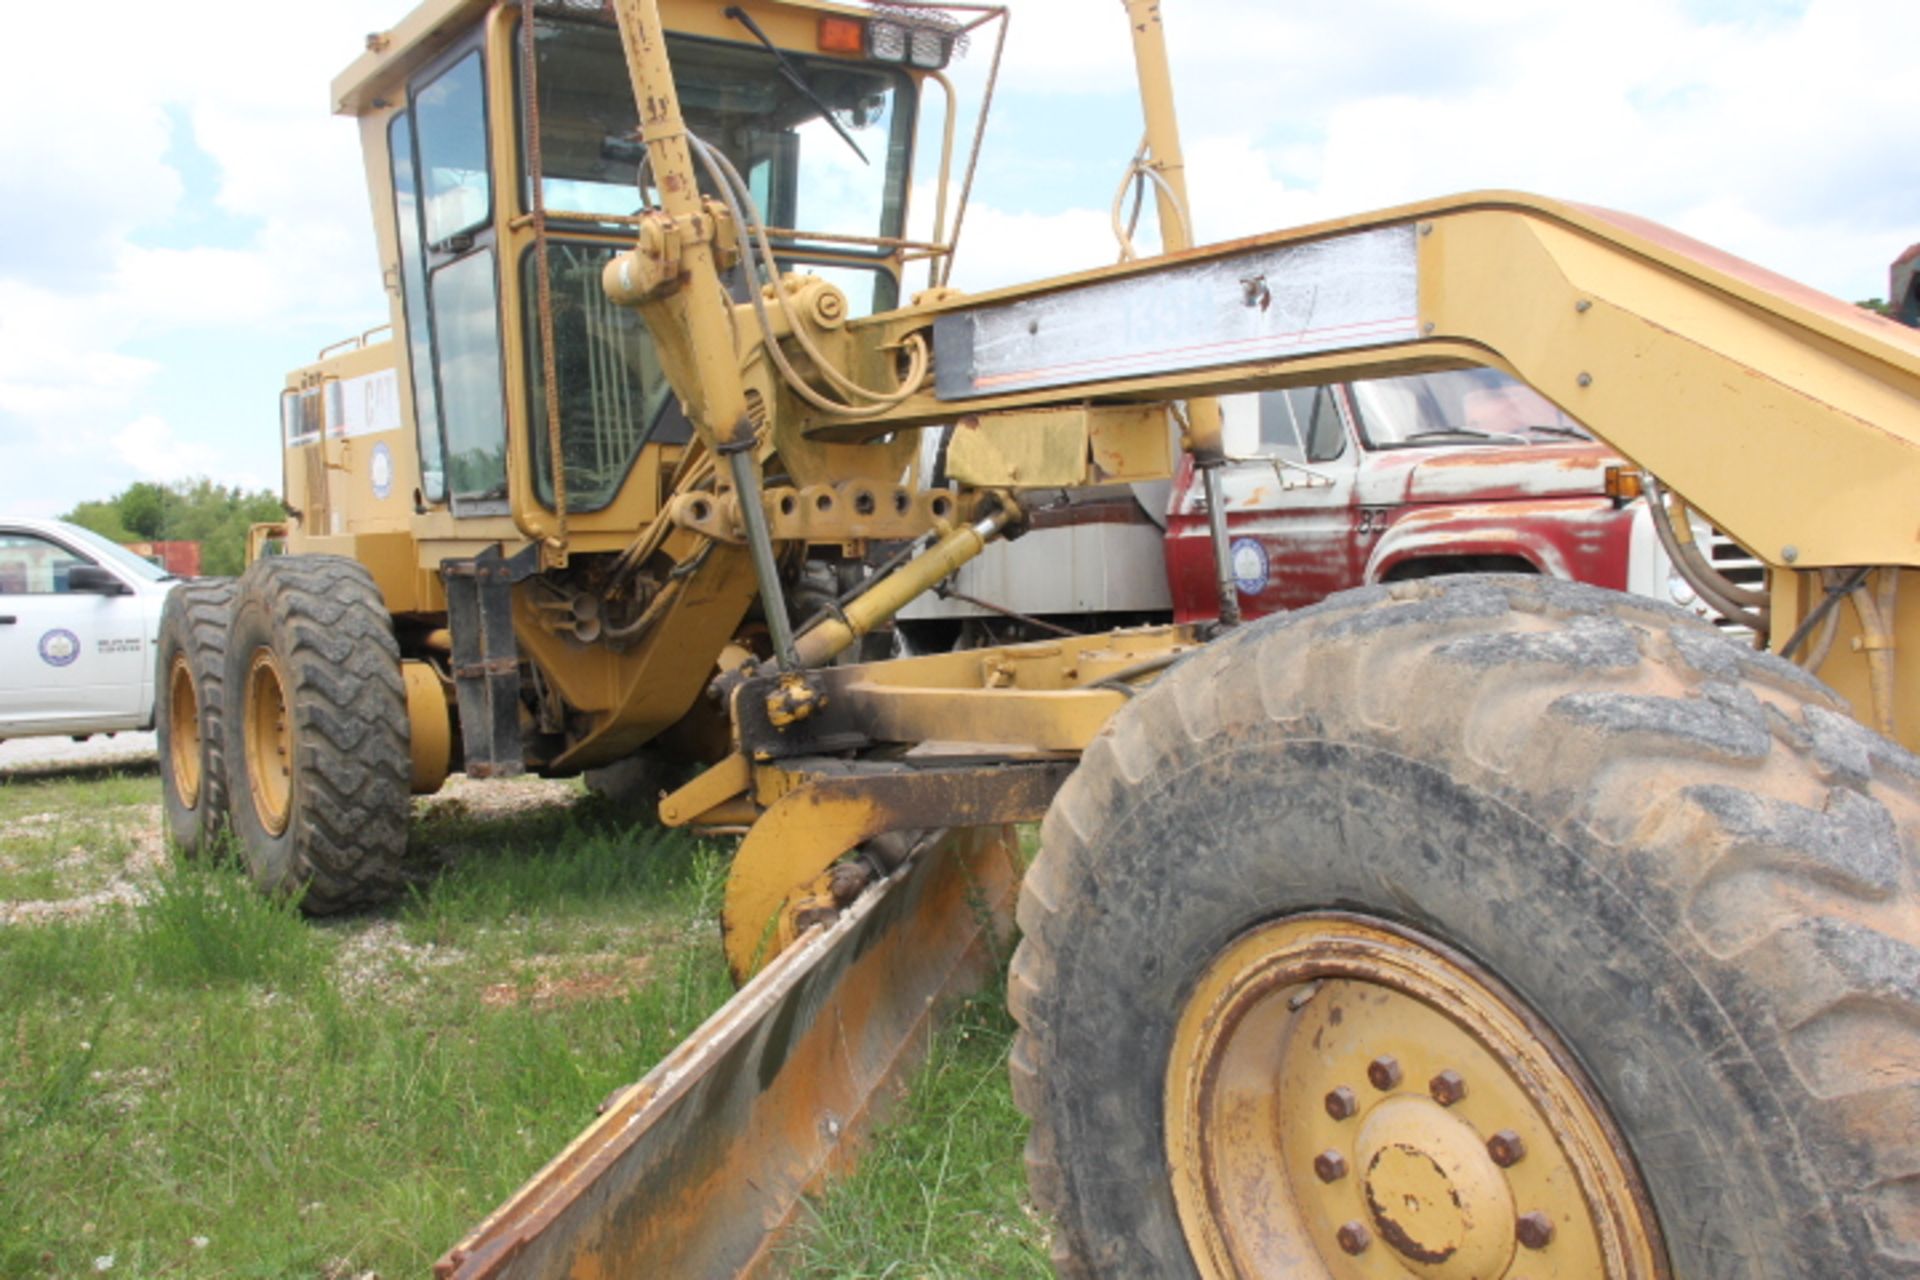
top-left (435, 827), bottom-right (1022, 1280)
top-left (1364, 1144), bottom-right (1463, 1265)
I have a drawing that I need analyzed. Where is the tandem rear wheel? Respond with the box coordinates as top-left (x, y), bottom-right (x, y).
top-left (1013, 575), bottom-right (1920, 1279)
top-left (156, 578), bottom-right (238, 855)
top-left (222, 555), bottom-right (410, 914)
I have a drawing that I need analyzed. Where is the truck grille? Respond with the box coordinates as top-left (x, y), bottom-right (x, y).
top-left (1691, 515), bottom-right (1767, 638)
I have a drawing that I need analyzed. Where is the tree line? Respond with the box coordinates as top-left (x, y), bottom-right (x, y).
top-left (64, 479), bottom-right (284, 578)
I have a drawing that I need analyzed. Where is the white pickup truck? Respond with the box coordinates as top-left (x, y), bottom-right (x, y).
top-left (0, 517), bottom-right (182, 742)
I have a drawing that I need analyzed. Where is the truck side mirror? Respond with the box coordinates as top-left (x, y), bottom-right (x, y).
top-left (66, 564), bottom-right (130, 596)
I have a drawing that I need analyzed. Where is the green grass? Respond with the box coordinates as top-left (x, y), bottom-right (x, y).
top-left (0, 766), bottom-right (1046, 1278)
top-left (783, 987), bottom-right (1052, 1278)
top-left (0, 775), bottom-right (737, 1279)
top-left (0, 764), bottom-right (155, 903)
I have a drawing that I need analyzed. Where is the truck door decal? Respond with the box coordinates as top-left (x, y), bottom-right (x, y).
top-left (1230, 538), bottom-right (1269, 595)
top-left (38, 628), bottom-right (80, 667)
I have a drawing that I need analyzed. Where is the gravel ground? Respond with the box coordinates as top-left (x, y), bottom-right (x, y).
top-left (0, 731), bottom-right (158, 777)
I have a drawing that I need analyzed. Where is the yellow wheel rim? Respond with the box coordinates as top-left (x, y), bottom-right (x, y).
top-left (167, 652), bottom-right (202, 809)
top-left (243, 648), bottom-right (294, 837)
top-left (1166, 914), bottom-right (1665, 1280)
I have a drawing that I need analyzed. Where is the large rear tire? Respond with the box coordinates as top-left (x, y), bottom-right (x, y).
top-left (1012, 575), bottom-right (1920, 1278)
top-left (223, 556), bottom-right (409, 914)
top-left (156, 579), bottom-right (237, 856)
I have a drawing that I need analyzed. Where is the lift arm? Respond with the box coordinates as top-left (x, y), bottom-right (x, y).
top-left (842, 190), bottom-right (1920, 572)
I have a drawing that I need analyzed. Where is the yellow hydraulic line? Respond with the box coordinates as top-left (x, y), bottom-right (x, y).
top-left (1122, 0), bottom-right (1219, 463)
top-left (924, 70), bottom-right (959, 289)
top-left (609, 0), bottom-right (800, 662)
top-left (1122, 0), bottom-right (1194, 254)
top-left (792, 506), bottom-right (1017, 668)
top-left (1124, 0), bottom-right (1229, 627)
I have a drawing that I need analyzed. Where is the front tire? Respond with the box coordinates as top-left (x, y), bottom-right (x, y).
top-left (223, 556), bottom-right (409, 914)
top-left (156, 579), bottom-right (237, 855)
top-left (1011, 575), bottom-right (1920, 1278)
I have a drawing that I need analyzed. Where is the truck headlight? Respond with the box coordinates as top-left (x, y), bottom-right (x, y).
top-left (1667, 570), bottom-right (1697, 608)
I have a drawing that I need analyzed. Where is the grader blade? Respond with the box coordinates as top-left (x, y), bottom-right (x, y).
top-left (434, 825), bottom-right (1021, 1280)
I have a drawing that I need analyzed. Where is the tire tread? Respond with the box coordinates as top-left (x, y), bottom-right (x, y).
top-left (1011, 575), bottom-right (1920, 1276)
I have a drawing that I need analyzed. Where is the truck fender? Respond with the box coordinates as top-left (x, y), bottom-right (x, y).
top-left (1364, 502), bottom-right (1570, 582)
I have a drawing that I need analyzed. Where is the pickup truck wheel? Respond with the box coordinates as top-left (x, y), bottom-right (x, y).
top-left (156, 579), bottom-right (237, 855)
top-left (223, 556), bottom-right (409, 914)
top-left (1011, 574), bottom-right (1920, 1279)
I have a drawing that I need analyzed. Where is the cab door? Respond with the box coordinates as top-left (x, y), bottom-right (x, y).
top-left (0, 531), bottom-right (149, 733)
top-left (401, 41), bottom-right (511, 518)
top-left (1208, 386), bottom-right (1362, 613)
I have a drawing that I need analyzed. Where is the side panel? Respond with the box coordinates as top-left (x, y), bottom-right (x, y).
top-left (934, 226), bottom-right (1420, 400)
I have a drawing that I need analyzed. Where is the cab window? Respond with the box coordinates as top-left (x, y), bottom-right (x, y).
top-left (390, 111), bottom-right (446, 501)
top-left (512, 18), bottom-right (908, 514)
top-left (523, 242), bottom-right (674, 513)
top-left (520, 19), bottom-right (914, 250)
top-left (1351, 370), bottom-right (1590, 448)
top-left (415, 52), bottom-right (491, 246)
top-left (409, 45), bottom-right (509, 512)
top-left (1239, 387), bottom-right (1346, 463)
top-left (432, 250), bottom-right (510, 503)
top-left (0, 534), bottom-right (90, 595)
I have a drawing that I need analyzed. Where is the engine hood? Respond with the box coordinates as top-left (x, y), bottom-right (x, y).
top-left (1397, 442), bottom-right (1618, 503)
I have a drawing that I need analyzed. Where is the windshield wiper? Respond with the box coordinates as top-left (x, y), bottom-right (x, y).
top-left (1524, 423), bottom-right (1590, 440)
top-left (1405, 427), bottom-right (1498, 442)
top-left (724, 7), bottom-right (869, 167)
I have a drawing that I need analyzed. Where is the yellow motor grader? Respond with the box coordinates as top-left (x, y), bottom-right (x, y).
top-left (153, 0), bottom-right (1920, 1275)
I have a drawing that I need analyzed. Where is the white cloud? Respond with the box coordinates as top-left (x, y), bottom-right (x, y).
top-left (931, 0), bottom-right (1917, 304)
top-left (112, 415), bottom-right (227, 485)
top-left (0, 0), bottom-right (394, 514)
top-left (2, 0), bottom-right (1915, 519)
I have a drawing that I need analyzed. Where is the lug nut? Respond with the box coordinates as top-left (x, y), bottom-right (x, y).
top-left (1313, 1150), bottom-right (1349, 1183)
top-left (1487, 1130), bottom-right (1527, 1168)
top-left (1517, 1211), bottom-right (1555, 1250)
top-left (1366, 1055), bottom-right (1402, 1091)
top-left (1324, 1086), bottom-right (1358, 1121)
top-left (1336, 1221), bottom-right (1372, 1255)
top-left (1429, 1069), bottom-right (1467, 1107)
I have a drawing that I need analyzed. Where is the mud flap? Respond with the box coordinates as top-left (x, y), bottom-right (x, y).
top-left (434, 825), bottom-right (1021, 1279)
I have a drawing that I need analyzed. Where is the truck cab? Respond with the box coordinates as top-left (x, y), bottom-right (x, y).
top-left (0, 518), bottom-right (179, 742)
top-left (1163, 369), bottom-right (1752, 624)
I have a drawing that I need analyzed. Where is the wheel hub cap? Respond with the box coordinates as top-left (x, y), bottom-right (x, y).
top-left (1355, 1097), bottom-right (1511, 1275)
top-left (167, 652), bottom-right (202, 808)
top-left (1164, 914), bottom-right (1665, 1279)
top-left (244, 648), bottom-right (293, 837)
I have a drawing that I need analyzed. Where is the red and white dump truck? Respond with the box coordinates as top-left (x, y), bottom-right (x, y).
top-left (901, 367), bottom-right (1756, 642)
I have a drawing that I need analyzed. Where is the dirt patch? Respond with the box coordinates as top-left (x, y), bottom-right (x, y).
top-left (0, 804), bottom-right (169, 927)
top-left (418, 775), bottom-right (581, 822)
top-left (480, 953), bottom-right (654, 1010)
top-left (0, 733), bottom-right (158, 778)
top-left (330, 920), bottom-right (467, 1000)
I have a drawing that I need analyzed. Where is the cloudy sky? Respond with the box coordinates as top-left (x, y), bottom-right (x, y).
top-left (1, 0), bottom-right (1914, 517)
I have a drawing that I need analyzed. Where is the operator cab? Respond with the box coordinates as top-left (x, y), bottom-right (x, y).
top-left (312, 0), bottom-right (943, 538)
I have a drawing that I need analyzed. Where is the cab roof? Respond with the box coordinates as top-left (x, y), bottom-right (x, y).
top-left (333, 0), bottom-right (884, 115)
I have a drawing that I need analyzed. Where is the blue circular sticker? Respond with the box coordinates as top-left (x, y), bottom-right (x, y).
top-left (39, 628), bottom-right (80, 667)
top-left (1229, 537), bottom-right (1269, 596)
top-left (370, 442), bottom-right (395, 500)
